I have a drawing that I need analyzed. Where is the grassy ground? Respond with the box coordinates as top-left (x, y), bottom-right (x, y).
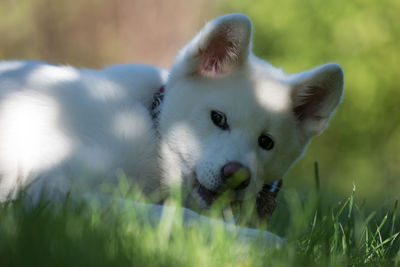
top-left (1, 168), bottom-right (399, 267)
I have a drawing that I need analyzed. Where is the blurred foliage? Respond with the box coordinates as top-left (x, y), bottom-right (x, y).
top-left (0, 0), bottom-right (218, 67)
top-left (223, 0), bottom-right (400, 208)
top-left (0, 0), bottom-right (399, 208)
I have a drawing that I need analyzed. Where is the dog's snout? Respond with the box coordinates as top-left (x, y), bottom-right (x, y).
top-left (221, 162), bottom-right (250, 190)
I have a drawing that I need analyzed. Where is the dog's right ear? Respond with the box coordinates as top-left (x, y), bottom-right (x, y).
top-left (172, 14), bottom-right (252, 78)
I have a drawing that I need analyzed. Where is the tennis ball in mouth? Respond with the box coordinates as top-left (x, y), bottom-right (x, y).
top-left (225, 169), bottom-right (250, 189)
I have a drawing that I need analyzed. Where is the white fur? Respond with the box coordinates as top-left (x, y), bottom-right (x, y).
top-left (0, 62), bottom-right (167, 200)
top-left (0, 14), bottom-right (343, 207)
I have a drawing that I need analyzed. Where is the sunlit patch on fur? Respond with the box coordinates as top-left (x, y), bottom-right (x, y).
top-left (27, 65), bottom-right (79, 85)
top-left (255, 80), bottom-right (290, 112)
top-left (0, 61), bottom-right (26, 75)
top-left (0, 92), bottom-right (72, 178)
top-left (113, 105), bottom-right (152, 140)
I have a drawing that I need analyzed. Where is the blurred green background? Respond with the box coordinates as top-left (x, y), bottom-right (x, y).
top-left (0, 0), bottom-right (399, 209)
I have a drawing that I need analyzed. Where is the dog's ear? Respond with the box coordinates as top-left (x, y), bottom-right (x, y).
top-left (290, 63), bottom-right (344, 138)
top-left (174, 13), bottom-right (252, 77)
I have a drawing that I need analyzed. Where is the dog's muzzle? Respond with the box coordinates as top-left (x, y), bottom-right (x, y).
top-left (186, 166), bottom-right (283, 222)
top-left (186, 162), bottom-right (252, 210)
top-left (221, 162), bottom-right (251, 191)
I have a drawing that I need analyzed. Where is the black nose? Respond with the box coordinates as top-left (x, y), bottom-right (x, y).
top-left (221, 162), bottom-right (251, 190)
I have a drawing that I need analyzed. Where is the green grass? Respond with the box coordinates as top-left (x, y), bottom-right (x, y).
top-left (1, 167), bottom-right (399, 267)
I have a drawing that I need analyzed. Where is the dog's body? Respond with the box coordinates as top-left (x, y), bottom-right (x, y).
top-left (0, 14), bottom-right (343, 212)
top-left (0, 62), bottom-right (167, 200)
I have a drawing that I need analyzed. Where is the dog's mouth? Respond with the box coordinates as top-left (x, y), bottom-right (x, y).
top-left (184, 173), bottom-right (245, 211)
top-left (184, 172), bottom-right (283, 219)
top-left (186, 176), bottom-right (219, 209)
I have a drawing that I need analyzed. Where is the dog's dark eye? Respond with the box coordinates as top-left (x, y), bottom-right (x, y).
top-left (258, 134), bottom-right (274, 150)
top-left (210, 110), bottom-right (228, 130)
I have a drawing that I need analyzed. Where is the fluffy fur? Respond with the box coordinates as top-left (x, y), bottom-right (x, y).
top-left (0, 14), bottom-right (343, 209)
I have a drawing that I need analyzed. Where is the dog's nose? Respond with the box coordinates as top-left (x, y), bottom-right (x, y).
top-left (221, 162), bottom-right (251, 190)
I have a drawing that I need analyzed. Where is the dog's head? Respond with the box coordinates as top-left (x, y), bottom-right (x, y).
top-left (158, 14), bottom-right (343, 209)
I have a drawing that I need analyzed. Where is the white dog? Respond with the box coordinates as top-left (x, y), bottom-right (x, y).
top-left (0, 14), bottom-right (343, 217)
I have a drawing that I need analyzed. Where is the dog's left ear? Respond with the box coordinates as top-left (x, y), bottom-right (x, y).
top-left (290, 63), bottom-right (344, 138)
top-left (173, 13), bottom-right (252, 77)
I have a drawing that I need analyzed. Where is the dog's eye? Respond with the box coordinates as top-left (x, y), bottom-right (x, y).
top-left (258, 134), bottom-right (274, 150)
top-left (210, 110), bottom-right (228, 130)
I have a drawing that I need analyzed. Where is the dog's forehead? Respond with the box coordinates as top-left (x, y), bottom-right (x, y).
top-left (231, 77), bottom-right (292, 132)
top-left (252, 77), bottom-right (291, 113)
top-left (198, 71), bottom-right (291, 113)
